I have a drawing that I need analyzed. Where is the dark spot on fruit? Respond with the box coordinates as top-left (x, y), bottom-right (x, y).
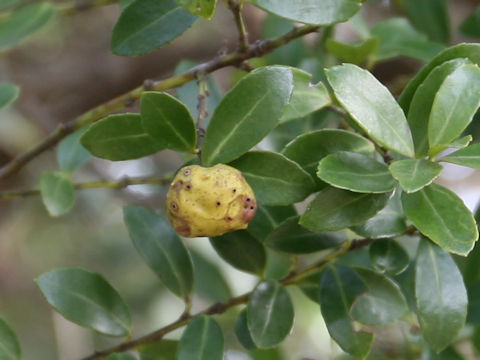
top-left (171, 202), bottom-right (179, 211)
top-left (216, 201), bottom-right (221, 206)
top-left (232, 188), bottom-right (237, 193)
top-left (184, 169), bottom-right (191, 176)
top-left (246, 198), bottom-right (251, 202)
top-left (226, 216), bottom-right (233, 221)
top-left (186, 184), bottom-right (192, 190)
top-left (250, 206), bottom-right (254, 210)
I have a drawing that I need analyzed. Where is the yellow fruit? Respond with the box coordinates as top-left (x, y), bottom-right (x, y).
top-left (166, 164), bottom-right (257, 238)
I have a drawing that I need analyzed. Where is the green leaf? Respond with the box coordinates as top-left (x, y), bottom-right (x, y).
top-left (325, 38), bottom-right (379, 65)
top-left (141, 92), bottom-right (196, 152)
top-left (300, 187), bottom-right (391, 232)
top-left (402, 184), bottom-right (478, 256)
top-left (247, 0), bottom-right (361, 26)
top-left (247, 205), bottom-right (297, 242)
top-left (0, 83), bottom-right (19, 109)
top-left (266, 217), bottom-right (345, 254)
top-left (40, 171), bottom-right (76, 217)
top-left (319, 265), bottom-right (373, 359)
top-left (36, 268), bottom-right (131, 337)
top-left (403, 0), bottom-right (450, 43)
top-left (210, 230), bottom-right (266, 275)
top-left (111, 0), bottom-right (197, 56)
top-left (0, 317), bottom-right (21, 360)
top-left (106, 354), bottom-right (136, 360)
top-left (415, 239), bottom-right (468, 352)
top-left (57, 127), bottom-right (91, 172)
top-left (138, 340), bottom-right (178, 360)
top-left (247, 280), bottom-right (294, 348)
top-left (0, 3), bottom-right (55, 51)
top-left (369, 239), bottom-right (409, 275)
top-left (350, 268), bottom-right (408, 325)
top-left (317, 151), bottom-right (395, 193)
top-left (279, 68), bottom-right (330, 123)
top-left (176, 0), bottom-right (217, 18)
top-left (428, 63), bottom-right (480, 150)
top-left (0, 0), bottom-right (20, 10)
top-left (251, 348), bottom-right (285, 360)
top-left (123, 206), bottom-right (194, 299)
top-left (230, 151), bottom-right (315, 206)
top-left (265, 250), bottom-right (293, 281)
top-left (422, 347), bottom-right (465, 360)
top-left (235, 309), bottom-right (257, 350)
top-left (325, 64), bottom-right (414, 157)
top-left (460, 6), bottom-right (480, 38)
top-left (178, 315), bottom-right (223, 360)
top-left (202, 66), bottom-right (293, 166)
top-left (80, 114), bottom-right (164, 161)
top-left (389, 159), bottom-right (442, 193)
top-left (439, 143), bottom-right (480, 169)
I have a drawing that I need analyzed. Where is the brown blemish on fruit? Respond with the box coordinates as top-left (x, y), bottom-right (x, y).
top-left (170, 202), bottom-right (179, 211)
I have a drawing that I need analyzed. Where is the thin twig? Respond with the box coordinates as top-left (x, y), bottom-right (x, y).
top-left (226, 0), bottom-right (249, 53)
top-left (195, 73), bottom-right (209, 152)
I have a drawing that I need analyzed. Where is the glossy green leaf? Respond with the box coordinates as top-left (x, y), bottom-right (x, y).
top-left (403, 0), bottom-right (450, 43)
top-left (351, 268), bottom-right (408, 325)
top-left (106, 354), bottom-right (136, 360)
top-left (176, 0), bottom-right (217, 18)
top-left (40, 171), bottom-right (76, 217)
top-left (57, 127), bottom-right (91, 172)
top-left (460, 6), bottom-right (480, 38)
top-left (0, 317), bottom-right (21, 360)
top-left (178, 315), bottom-right (223, 360)
top-left (300, 187), bottom-right (391, 232)
top-left (36, 268), bottom-right (131, 337)
top-left (111, 0), bottom-right (197, 56)
top-left (0, 3), bottom-right (55, 51)
top-left (389, 159), bottom-right (442, 193)
top-left (80, 114), bottom-right (164, 161)
top-left (141, 92), bottom-right (196, 152)
top-left (279, 68), bottom-right (330, 123)
top-left (325, 64), bottom-right (414, 157)
top-left (247, 205), bottom-right (297, 242)
top-left (210, 230), bottom-right (266, 275)
top-left (230, 151), bottom-right (315, 206)
top-left (428, 64), bottom-right (480, 150)
top-left (138, 340), bottom-right (178, 360)
top-left (369, 239), bottom-right (409, 275)
top-left (447, 135), bottom-right (472, 150)
top-left (265, 250), bottom-right (294, 281)
top-left (439, 143), bottom-right (480, 169)
top-left (317, 151), bottom-right (395, 193)
top-left (266, 217), bottom-right (345, 254)
top-left (415, 239), bottom-right (468, 352)
top-left (319, 265), bottom-right (373, 359)
top-left (247, 0), bottom-right (361, 26)
top-left (202, 66), bottom-right (293, 166)
top-left (0, 83), bottom-right (19, 109)
top-left (247, 280), bottom-right (294, 348)
top-left (297, 273), bottom-right (321, 303)
top-left (123, 206), bottom-right (193, 299)
top-left (402, 184), bottom-right (478, 256)
top-left (326, 38), bottom-right (378, 65)
top-left (235, 309), bottom-right (257, 350)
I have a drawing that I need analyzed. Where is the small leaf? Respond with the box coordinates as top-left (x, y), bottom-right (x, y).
top-left (202, 66), bottom-right (293, 166)
top-left (40, 171), bottom-right (76, 217)
top-left (235, 309), bottom-right (257, 350)
top-left (178, 315), bottom-right (223, 360)
top-left (57, 127), bottom-right (91, 172)
top-left (140, 92), bottom-right (196, 152)
top-left (415, 239), bottom-right (468, 352)
top-left (138, 340), bottom-right (178, 360)
top-left (210, 230), bottom-right (266, 275)
top-left (80, 114), bottom-right (164, 161)
top-left (369, 239), bottom-right (409, 275)
top-left (326, 38), bottom-right (379, 65)
top-left (247, 280), bottom-right (294, 348)
top-left (300, 187), bottom-right (391, 232)
top-left (230, 151), bottom-right (315, 206)
top-left (402, 184), bottom-right (478, 256)
top-left (460, 6), bottom-right (480, 37)
top-left (0, 317), bottom-right (21, 360)
top-left (439, 143), bottom-right (480, 169)
top-left (123, 206), bottom-right (194, 299)
top-left (36, 268), bottom-right (131, 337)
top-left (111, 0), bottom-right (197, 56)
top-left (325, 64), bottom-right (414, 157)
top-left (247, 205), bottom-right (297, 242)
top-left (0, 83), bottom-right (19, 109)
top-left (247, 0), bottom-right (361, 26)
top-left (389, 159), bottom-right (442, 193)
top-left (317, 151), bottom-right (396, 193)
top-left (105, 353), bottom-right (136, 360)
top-left (176, 0), bottom-right (217, 18)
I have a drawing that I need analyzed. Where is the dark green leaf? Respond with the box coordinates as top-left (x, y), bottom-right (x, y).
top-left (0, 317), bottom-right (21, 360)
top-left (326, 38), bottom-right (378, 65)
top-left (123, 206), bottom-right (194, 299)
top-left (422, 347), bottom-right (464, 360)
top-left (138, 340), bottom-right (178, 360)
top-left (0, 83), bottom-right (19, 109)
top-left (247, 280), bottom-right (294, 348)
top-left (57, 127), bottom-right (91, 172)
top-left (265, 250), bottom-right (294, 280)
top-left (230, 151), bottom-right (315, 206)
top-left (141, 92), bottom-right (196, 152)
top-left (389, 159), bottom-right (442, 193)
top-left (210, 230), bottom-right (266, 275)
top-left (415, 239), bottom-right (468, 352)
top-left (402, 184), bottom-right (478, 256)
top-left (106, 353), bottom-right (136, 360)
top-left (297, 273), bottom-right (321, 303)
top-left (176, 0), bottom-right (217, 18)
top-left (439, 143), bottom-right (480, 169)
top-left (460, 6), bottom-right (480, 38)
top-left (467, 282), bottom-right (480, 324)
top-left (178, 315), bottom-right (223, 360)
top-left (325, 64), bottom-right (414, 157)
top-left (36, 268), bottom-right (131, 337)
top-left (202, 66), bottom-right (293, 166)
top-left (247, 205), bottom-right (297, 242)
top-left (300, 187), bottom-right (391, 232)
top-left (235, 309), bottom-right (257, 350)
top-left (0, 0), bottom-right (20, 10)
top-left (80, 114), bottom-right (164, 161)
top-left (369, 239), bottom-right (409, 275)
top-left (111, 0), bottom-right (197, 56)
top-left (40, 171), bottom-right (76, 217)
top-left (403, 0), bottom-right (450, 43)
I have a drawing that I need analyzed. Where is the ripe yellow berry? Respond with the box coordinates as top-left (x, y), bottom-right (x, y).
top-left (166, 164), bottom-right (257, 237)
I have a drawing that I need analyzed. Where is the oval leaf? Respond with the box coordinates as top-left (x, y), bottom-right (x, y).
top-left (141, 92), bottom-right (196, 152)
top-left (247, 280), bottom-right (294, 348)
top-left (57, 127), bottom-right (91, 172)
top-left (0, 83), bottom-right (19, 109)
top-left (36, 268), bottom-right (131, 337)
top-left (369, 239), bottom-right (410, 275)
top-left (389, 159), bottom-right (443, 193)
top-left (202, 66), bottom-right (293, 166)
top-left (439, 143), bottom-right (480, 169)
top-left (123, 206), bottom-right (194, 299)
top-left (229, 151), bottom-right (315, 206)
top-left (325, 64), bottom-right (414, 157)
top-left (0, 317), bottom-right (21, 360)
top-left (235, 309), bottom-right (257, 350)
top-left (415, 239), bottom-right (468, 352)
top-left (40, 171), bottom-right (76, 217)
top-left (247, 205), bottom-right (297, 242)
top-left (402, 183), bottom-right (478, 256)
top-left (177, 0), bottom-right (217, 18)
top-left (178, 315), bottom-right (223, 360)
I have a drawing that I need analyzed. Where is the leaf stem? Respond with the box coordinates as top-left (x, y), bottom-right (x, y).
top-left (226, 0), bottom-right (249, 53)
